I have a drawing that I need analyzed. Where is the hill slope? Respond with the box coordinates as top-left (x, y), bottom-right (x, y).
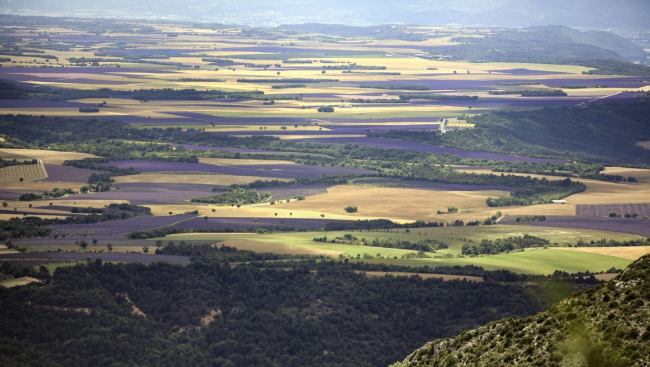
top-left (379, 99), bottom-right (650, 165)
top-left (442, 26), bottom-right (647, 64)
top-left (397, 255), bottom-right (650, 367)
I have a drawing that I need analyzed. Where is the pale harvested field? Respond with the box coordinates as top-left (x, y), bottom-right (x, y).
top-left (456, 167), bottom-right (650, 206)
top-left (594, 273), bottom-right (618, 281)
top-left (277, 185), bottom-right (509, 222)
top-left (0, 200), bottom-right (127, 218)
top-left (602, 167), bottom-right (650, 183)
top-left (564, 180), bottom-right (650, 205)
top-left (198, 158), bottom-right (296, 166)
top-left (499, 203), bottom-right (577, 217)
top-left (0, 277), bottom-right (41, 288)
top-left (0, 164), bottom-right (47, 182)
top-left (637, 141), bottom-right (650, 149)
top-left (0, 181), bottom-right (86, 191)
top-left (356, 271), bottom-right (483, 282)
top-left (0, 214), bottom-right (70, 220)
top-left (145, 203), bottom-right (386, 221)
top-left (217, 239), bottom-right (343, 256)
top-left (44, 199), bottom-right (129, 207)
top-left (0, 151), bottom-right (33, 160)
top-left (114, 173), bottom-right (293, 185)
top-left (203, 125), bottom-right (327, 132)
top-left (275, 134), bottom-right (367, 140)
top-left (551, 246), bottom-right (650, 260)
top-left (0, 149), bottom-right (97, 165)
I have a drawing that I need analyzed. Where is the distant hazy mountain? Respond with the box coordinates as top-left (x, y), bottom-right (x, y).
top-left (397, 255), bottom-right (650, 367)
top-left (1, 0), bottom-right (649, 29)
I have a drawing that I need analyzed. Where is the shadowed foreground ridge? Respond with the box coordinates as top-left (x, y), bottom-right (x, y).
top-left (398, 255), bottom-right (650, 367)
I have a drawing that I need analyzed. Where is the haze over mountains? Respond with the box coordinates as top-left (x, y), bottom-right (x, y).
top-left (1, 0), bottom-right (649, 28)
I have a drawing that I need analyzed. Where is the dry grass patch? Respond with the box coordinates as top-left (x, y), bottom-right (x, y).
top-left (274, 134), bottom-right (367, 140)
top-left (145, 204), bottom-right (380, 221)
top-left (500, 203), bottom-right (577, 217)
top-left (0, 181), bottom-right (86, 191)
top-left (455, 167), bottom-right (650, 205)
top-left (602, 167), bottom-right (650, 183)
top-left (594, 273), bottom-right (618, 281)
top-left (550, 246), bottom-right (650, 260)
top-left (637, 141), bottom-right (650, 149)
top-left (0, 214), bottom-right (70, 220)
top-left (0, 149), bottom-right (97, 165)
top-left (279, 185), bottom-right (506, 222)
top-left (564, 180), bottom-right (650, 205)
top-left (201, 309), bottom-right (221, 326)
top-left (0, 277), bottom-right (41, 288)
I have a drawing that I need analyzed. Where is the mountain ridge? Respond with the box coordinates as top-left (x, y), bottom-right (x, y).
top-left (396, 255), bottom-right (650, 366)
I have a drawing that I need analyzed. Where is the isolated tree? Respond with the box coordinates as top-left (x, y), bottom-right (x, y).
top-left (2, 202), bottom-right (7, 208)
top-left (212, 208), bottom-right (216, 212)
top-left (274, 213), bottom-right (278, 216)
top-left (107, 244), bottom-right (113, 252)
top-left (19, 177), bottom-right (23, 182)
top-left (253, 218), bottom-right (258, 223)
top-left (204, 216), bottom-right (209, 221)
top-left (28, 204), bottom-right (32, 208)
top-left (142, 246), bottom-right (149, 253)
top-left (79, 241), bottom-right (88, 249)
top-left (236, 204), bottom-right (241, 209)
top-left (92, 239), bottom-right (98, 246)
top-left (277, 72), bottom-right (280, 75)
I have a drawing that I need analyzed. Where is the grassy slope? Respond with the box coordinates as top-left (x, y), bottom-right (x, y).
top-left (398, 255), bottom-right (650, 366)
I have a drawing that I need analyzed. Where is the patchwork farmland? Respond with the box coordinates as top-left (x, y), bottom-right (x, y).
top-left (1, 7), bottom-right (650, 367)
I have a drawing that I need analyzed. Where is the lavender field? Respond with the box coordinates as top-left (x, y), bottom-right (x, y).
top-left (102, 160), bottom-right (375, 178)
top-left (353, 178), bottom-right (521, 192)
top-left (57, 183), bottom-right (216, 205)
top-left (0, 252), bottom-right (190, 266)
top-left (174, 217), bottom-right (347, 230)
top-left (576, 204), bottom-right (650, 218)
top-left (499, 215), bottom-right (650, 237)
top-left (41, 165), bottom-right (104, 183)
top-left (50, 214), bottom-right (197, 237)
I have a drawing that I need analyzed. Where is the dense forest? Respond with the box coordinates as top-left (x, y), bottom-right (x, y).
top-left (0, 247), bottom-right (571, 367)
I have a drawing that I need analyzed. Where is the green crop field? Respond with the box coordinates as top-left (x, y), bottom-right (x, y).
top-left (157, 225), bottom-right (642, 274)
